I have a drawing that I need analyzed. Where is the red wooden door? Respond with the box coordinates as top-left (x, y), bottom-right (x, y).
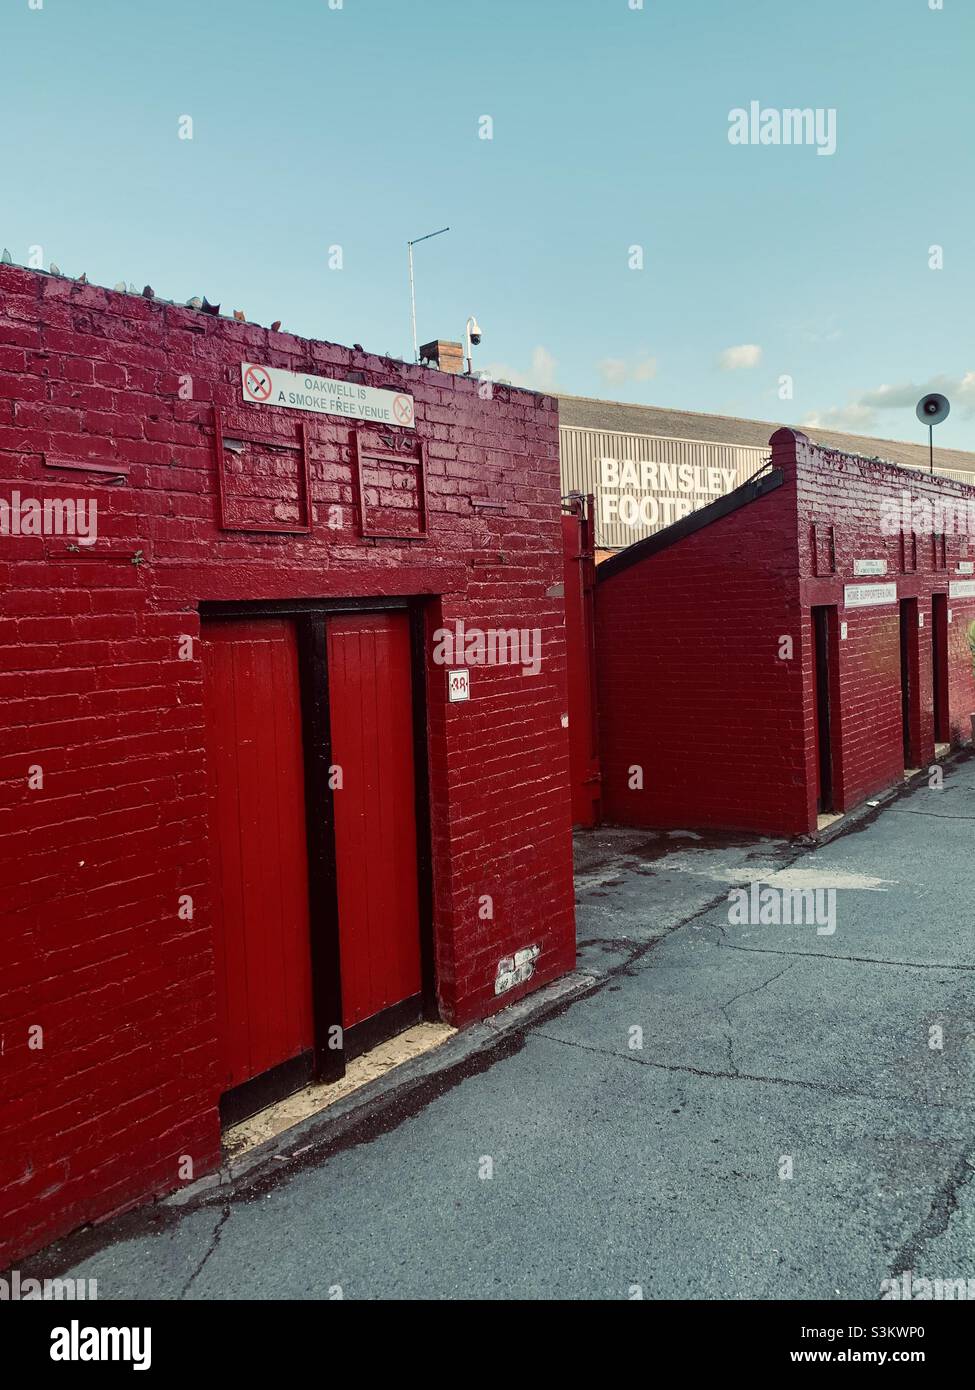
top-left (202, 618), bottom-right (315, 1090)
top-left (327, 612), bottom-right (422, 1030)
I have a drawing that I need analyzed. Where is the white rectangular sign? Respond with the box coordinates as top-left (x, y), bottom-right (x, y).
top-left (844, 582), bottom-right (898, 609)
top-left (448, 669), bottom-right (470, 702)
top-left (949, 580), bottom-right (975, 599)
top-left (853, 558), bottom-right (888, 577)
top-left (241, 362), bottom-right (416, 428)
top-left (957, 561), bottom-right (974, 575)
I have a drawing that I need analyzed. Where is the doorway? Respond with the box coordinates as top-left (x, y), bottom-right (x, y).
top-left (931, 594), bottom-right (950, 745)
top-left (326, 612), bottom-right (424, 1048)
top-left (811, 606), bottom-right (836, 815)
top-left (202, 618), bottom-right (316, 1118)
top-left (899, 598), bottom-right (920, 769)
top-left (202, 601), bottom-right (433, 1123)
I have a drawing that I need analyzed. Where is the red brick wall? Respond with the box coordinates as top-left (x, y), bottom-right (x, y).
top-left (794, 428), bottom-right (975, 822)
top-left (595, 463), bottom-right (807, 835)
top-left (0, 265), bottom-right (575, 1264)
top-left (595, 428), bottom-right (975, 838)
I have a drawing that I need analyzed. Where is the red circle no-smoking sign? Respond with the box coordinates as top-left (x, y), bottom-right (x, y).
top-left (243, 365), bottom-right (273, 402)
top-left (393, 394), bottom-right (414, 426)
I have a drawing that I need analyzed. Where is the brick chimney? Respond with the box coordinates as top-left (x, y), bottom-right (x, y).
top-left (419, 339), bottom-right (465, 374)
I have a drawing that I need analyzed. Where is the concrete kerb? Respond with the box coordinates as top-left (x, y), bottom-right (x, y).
top-left (165, 969), bottom-right (599, 1209)
top-left (805, 743), bottom-right (974, 849)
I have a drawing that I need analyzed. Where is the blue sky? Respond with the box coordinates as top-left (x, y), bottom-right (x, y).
top-left (2, 0), bottom-right (973, 448)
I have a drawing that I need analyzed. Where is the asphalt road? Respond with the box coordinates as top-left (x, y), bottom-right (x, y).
top-left (26, 756), bottom-right (975, 1299)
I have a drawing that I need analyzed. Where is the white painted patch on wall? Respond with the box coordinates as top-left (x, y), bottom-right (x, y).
top-left (495, 945), bottom-right (540, 995)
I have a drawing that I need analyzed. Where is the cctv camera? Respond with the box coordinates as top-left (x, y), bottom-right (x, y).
top-left (468, 316), bottom-right (482, 345)
top-left (916, 393), bottom-right (950, 427)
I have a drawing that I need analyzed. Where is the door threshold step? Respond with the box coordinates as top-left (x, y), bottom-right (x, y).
top-left (222, 1021), bottom-right (455, 1161)
top-left (816, 812), bottom-right (844, 831)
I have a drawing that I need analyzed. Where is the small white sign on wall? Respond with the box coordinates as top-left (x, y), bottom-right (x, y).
top-left (844, 582), bottom-right (898, 609)
top-left (240, 362), bottom-right (416, 428)
top-left (448, 669), bottom-right (470, 702)
top-left (853, 558), bottom-right (888, 577)
top-left (957, 561), bottom-right (974, 575)
top-left (949, 580), bottom-right (975, 599)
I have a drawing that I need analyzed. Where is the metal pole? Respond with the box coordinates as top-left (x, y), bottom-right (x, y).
top-left (409, 241), bottom-right (418, 363)
top-left (406, 227), bottom-right (449, 364)
top-left (929, 423), bottom-right (934, 475)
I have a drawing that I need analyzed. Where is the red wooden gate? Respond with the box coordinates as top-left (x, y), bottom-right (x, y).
top-left (326, 612), bottom-right (423, 1031)
top-left (562, 498), bottom-right (601, 826)
top-left (202, 618), bottom-right (315, 1091)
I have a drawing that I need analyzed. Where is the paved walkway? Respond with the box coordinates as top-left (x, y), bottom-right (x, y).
top-left (27, 756), bottom-right (975, 1298)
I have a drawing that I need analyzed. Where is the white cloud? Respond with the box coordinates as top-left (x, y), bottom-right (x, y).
top-left (805, 373), bottom-right (975, 435)
top-left (527, 346), bottom-right (558, 392)
top-left (859, 375), bottom-right (975, 413)
top-left (480, 345), bottom-right (558, 392)
top-left (597, 357), bottom-right (627, 385)
top-left (631, 356), bottom-right (658, 382)
top-left (719, 344), bottom-right (763, 371)
top-left (596, 355), bottom-right (657, 386)
top-left (799, 319), bottom-right (842, 345)
top-left (802, 403), bottom-right (877, 433)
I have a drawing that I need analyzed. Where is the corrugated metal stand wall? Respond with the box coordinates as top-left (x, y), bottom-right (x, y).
top-left (559, 425), bottom-right (769, 551)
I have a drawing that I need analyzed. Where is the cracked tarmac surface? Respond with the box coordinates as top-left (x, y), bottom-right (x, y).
top-left (23, 757), bottom-right (975, 1299)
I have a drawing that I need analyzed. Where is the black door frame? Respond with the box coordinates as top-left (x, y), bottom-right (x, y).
top-left (899, 598), bottom-right (919, 769)
top-left (200, 595), bottom-right (437, 1088)
top-left (811, 606), bottom-right (836, 815)
top-left (931, 593), bottom-right (950, 745)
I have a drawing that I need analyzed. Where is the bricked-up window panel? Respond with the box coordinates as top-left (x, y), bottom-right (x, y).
top-left (214, 411), bottom-right (312, 533)
top-left (900, 530), bottom-right (918, 573)
top-left (933, 532), bottom-right (948, 571)
top-left (811, 522), bottom-right (835, 576)
top-left (353, 435), bottom-right (427, 540)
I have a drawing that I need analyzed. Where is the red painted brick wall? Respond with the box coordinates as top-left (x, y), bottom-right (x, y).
top-left (595, 462), bottom-right (807, 835)
top-left (0, 265), bottom-right (575, 1264)
top-left (595, 428), bottom-right (975, 838)
top-left (794, 428), bottom-right (975, 824)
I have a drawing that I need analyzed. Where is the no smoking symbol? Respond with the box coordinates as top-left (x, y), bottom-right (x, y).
top-left (393, 395), bottom-right (413, 425)
top-left (244, 366), bottom-right (272, 401)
